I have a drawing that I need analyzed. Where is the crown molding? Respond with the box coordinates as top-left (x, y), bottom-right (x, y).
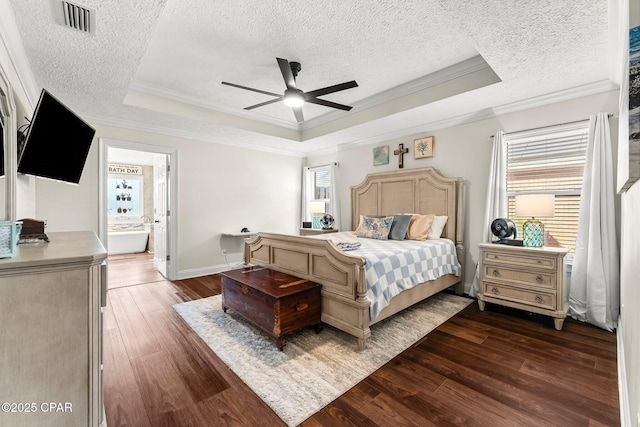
top-left (129, 55), bottom-right (493, 139)
top-left (300, 55), bottom-right (492, 131)
top-left (129, 79), bottom-right (300, 131)
top-left (0, 0), bottom-right (39, 108)
top-left (305, 79), bottom-right (619, 157)
top-left (85, 79), bottom-right (617, 160)
top-left (82, 113), bottom-right (306, 158)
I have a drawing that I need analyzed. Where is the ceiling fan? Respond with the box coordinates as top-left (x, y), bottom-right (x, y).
top-left (222, 58), bottom-right (358, 123)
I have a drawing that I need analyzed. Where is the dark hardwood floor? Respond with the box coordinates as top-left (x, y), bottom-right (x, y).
top-left (104, 252), bottom-right (619, 426)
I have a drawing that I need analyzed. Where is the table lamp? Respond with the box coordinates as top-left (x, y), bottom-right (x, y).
top-left (308, 201), bottom-right (325, 229)
top-left (515, 194), bottom-right (555, 247)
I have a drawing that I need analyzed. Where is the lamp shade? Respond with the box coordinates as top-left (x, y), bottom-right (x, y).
top-left (308, 201), bottom-right (325, 214)
top-left (515, 194), bottom-right (555, 218)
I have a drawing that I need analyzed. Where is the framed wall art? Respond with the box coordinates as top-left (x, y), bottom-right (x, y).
top-left (414, 136), bottom-right (434, 159)
top-left (618, 0), bottom-right (640, 193)
top-left (373, 145), bottom-right (389, 166)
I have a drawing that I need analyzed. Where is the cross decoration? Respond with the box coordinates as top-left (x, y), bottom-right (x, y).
top-left (394, 143), bottom-right (409, 168)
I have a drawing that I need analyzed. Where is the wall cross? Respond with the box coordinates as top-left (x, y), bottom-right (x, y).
top-left (394, 143), bottom-right (409, 168)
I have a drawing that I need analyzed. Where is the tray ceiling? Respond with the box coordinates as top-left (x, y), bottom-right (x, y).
top-left (4, 0), bottom-right (618, 156)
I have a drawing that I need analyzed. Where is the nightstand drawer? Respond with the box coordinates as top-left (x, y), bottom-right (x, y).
top-left (483, 282), bottom-right (556, 310)
top-left (483, 265), bottom-right (555, 289)
top-left (484, 251), bottom-right (556, 270)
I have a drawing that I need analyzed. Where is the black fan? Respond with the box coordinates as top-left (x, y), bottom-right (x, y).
top-left (490, 218), bottom-right (523, 246)
top-left (491, 218), bottom-right (517, 242)
top-left (222, 58), bottom-right (358, 123)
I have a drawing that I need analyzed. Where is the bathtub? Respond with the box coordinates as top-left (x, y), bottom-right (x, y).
top-left (108, 229), bottom-right (150, 255)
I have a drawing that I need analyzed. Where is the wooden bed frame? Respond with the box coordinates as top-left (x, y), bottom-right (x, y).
top-left (244, 167), bottom-right (465, 350)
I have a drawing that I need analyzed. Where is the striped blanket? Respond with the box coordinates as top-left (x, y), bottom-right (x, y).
top-left (313, 232), bottom-right (462, 320)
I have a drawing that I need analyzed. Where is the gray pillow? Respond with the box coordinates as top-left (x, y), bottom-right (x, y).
top-left (388, 214), bottom-right (413, 240)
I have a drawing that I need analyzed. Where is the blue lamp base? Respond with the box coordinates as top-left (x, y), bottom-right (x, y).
top-left (522, 218), bottom-right (544, 247)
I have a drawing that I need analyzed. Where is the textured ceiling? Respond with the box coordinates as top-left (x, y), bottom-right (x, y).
top-left (4, 0), bottom-right (617, 156)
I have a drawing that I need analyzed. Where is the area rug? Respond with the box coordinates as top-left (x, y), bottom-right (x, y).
top-left (173, 293), bottom-right (471, 426)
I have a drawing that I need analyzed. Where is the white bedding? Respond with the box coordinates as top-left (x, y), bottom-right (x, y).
top-left (311, 231), bottom-right (462, 320)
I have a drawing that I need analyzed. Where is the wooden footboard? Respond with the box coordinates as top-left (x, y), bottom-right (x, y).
top-left (244, 232), bottom-right (373, 347)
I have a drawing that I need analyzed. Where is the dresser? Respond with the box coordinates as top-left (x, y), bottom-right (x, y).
top-left (477, 243), bottom-right (569, 330)
top-left (299, 228), bottom-right (338, 236)
top-left (0, 231), bottom-right (107, 426)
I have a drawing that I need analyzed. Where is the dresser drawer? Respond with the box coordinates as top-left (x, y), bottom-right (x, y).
top-left (483, 251), bottom-right (556, 270)
top-left (483, 282), bottom-right (556, 310)
top-left (483, 265), bottom-right (555, 289)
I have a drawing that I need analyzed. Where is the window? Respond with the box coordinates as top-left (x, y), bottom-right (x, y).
top-left (505, 121), bottom-right (589, 252)
top-left (302, 164), bottom-right (340, 229)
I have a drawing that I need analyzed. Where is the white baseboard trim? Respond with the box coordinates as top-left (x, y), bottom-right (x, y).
top-left (178, 263), bottom-right (245, 280)
top-left (618, 315), bottom-right (632, 427)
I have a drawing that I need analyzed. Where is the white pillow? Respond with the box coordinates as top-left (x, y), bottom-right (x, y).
top-left (428, 215), bottom-right (448, 239)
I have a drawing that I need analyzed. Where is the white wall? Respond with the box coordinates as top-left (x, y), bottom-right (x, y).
top-left (35, 124), bottom-right (302, 277)
top-left (620, 177), bottom-right (640, 424)
top-left (306, 90), bottom-right (620, 287)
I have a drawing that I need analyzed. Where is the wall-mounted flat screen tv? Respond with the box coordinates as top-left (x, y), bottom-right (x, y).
top-left (17, 89), bottom-right (95, 184)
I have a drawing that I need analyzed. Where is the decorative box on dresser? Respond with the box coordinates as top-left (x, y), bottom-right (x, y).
top-left (299, 228), bottom-right (338, 236)
top-left (0, 231), bottom-right (107, 427)
top-left (477, 243), bottom-right (569, 330)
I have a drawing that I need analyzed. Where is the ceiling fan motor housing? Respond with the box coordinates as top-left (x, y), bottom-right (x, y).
top-left (290, 61), bottom-right (301, 78)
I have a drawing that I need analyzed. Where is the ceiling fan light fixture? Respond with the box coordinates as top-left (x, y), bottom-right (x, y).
top-left (283, 89), bottom-right (304, 107)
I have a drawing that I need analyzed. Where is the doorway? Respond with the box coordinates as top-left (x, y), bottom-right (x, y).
top-left (98, 138), bottom-right (178, 280)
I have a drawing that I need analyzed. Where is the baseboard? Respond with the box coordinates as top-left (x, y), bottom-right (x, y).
top-left (618, 315), bottom-right (632, 427)
top-left (178, 262), bottom-right (246, 280)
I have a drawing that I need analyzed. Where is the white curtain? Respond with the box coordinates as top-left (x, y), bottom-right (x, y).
top-left (569, 113), bottom-right (619, 331)
top-left (470, 131), bottom-right (507, 297)
top-left (329, 164), bottom-right (341, 230)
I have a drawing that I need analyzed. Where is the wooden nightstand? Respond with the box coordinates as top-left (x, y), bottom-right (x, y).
top-left (477, 243), bottom-right (569, 330)
top-left (299, 228), bottom-right (339, 236)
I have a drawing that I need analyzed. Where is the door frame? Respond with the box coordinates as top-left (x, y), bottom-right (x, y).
top-left (98, 138), bottom-right (179, 280)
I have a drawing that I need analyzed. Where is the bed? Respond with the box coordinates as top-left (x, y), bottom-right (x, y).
top-left (244, 167), bottom-right (465, 350)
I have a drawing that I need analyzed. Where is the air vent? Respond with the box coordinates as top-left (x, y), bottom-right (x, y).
top-left (57, 1), bottom-right (95, 34)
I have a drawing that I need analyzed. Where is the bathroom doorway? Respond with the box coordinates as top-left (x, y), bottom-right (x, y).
top-left (98, 139), bottom-right (178, 280)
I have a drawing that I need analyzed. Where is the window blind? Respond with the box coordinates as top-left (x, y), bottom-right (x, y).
top-left (505, 121), bottom-right (589, 252)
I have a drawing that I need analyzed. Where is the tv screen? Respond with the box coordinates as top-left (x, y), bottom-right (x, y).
top-left (17, 89), bottom-right (95, 184)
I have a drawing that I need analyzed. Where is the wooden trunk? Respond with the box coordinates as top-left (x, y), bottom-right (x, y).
top-left (221, 266), bottom-right (322, 350)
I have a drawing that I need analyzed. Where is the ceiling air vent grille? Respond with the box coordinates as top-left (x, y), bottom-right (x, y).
top-left (58, 1), bottom-right (95, 34)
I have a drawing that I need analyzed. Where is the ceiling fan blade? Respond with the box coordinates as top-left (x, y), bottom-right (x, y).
top-left (304, 81), bottom-right (358, 98)
top-left (221, 81), bottom-right (282, 98)
top-left (277, 57), bottom-right (297, 90)
top-left (306, 97), bottom-right (353, 111)
top-left (244, 97), bottom-right (283, 110)
top-left (293, 106), bottom-right (304, 123)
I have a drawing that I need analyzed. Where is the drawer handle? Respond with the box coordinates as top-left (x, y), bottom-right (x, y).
top-left (535, 295), bottom-right (544, 303)
top-left (536, 275), bottom-right (544, 283)
top-left (491, 287), bottom-right (500, 295)
top-left (492, 269), bottom-right (500, 277)
top-left (296, 302), bottom-right (309, 312)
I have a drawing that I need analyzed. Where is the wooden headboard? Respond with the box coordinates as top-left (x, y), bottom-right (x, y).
top-left (350, 167), bottom-right (464, 249)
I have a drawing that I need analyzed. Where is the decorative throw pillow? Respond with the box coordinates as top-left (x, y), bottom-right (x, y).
top-left (353, 214), bottom-right (382, 234)
top-left (356, 216), bottom-right (394, 240)
top-left (406, 214), bottom-right (435, 241)
top-left (388, 214), bottom-right (413, 240)
top-left (427, 215), bottom-right (448, 239)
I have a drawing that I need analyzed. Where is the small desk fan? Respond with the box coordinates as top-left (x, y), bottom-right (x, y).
top-left (490, 218), bottom-right (522, 246)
